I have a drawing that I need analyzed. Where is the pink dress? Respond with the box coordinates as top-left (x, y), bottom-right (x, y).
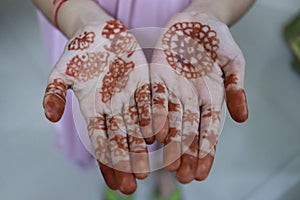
top-left (38, 0), bottom-right (191, 169)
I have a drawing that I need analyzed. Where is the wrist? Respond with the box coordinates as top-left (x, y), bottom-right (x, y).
top-left (57, 0), bottom-right (113, 38)
top-left (184, 0), bottom-right (232, 25)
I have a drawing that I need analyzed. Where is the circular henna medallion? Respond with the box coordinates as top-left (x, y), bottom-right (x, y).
top-left (162, 22), bottom-right (220, 79)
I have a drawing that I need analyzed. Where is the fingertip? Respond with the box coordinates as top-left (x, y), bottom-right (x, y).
top-left (116, 172), bottom-right (137, 195)
top-left (154, 118), bottom-right (169, 143)
top-left (98, 162), bottom-right (119, 190)
top-left (226, 89), bottom-right (248, 123)
top-left (176, 154), bottom-right (197, 184)
top-left (43, 95), bottom-right (65, 122)
top-left (195, 155), bottom-right (214, 181)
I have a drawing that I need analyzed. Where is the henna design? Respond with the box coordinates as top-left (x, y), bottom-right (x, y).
top-left (153, 97), bottom-right (166, 107)
top-left (201, 130), bottom-right (219, 153)
top-left (123, 105), bottom-right (139, 125)
top-left (135, 84), bottom-right (151, 127)
top-left (110, 135), bottom-right (129, 157)
top-left (165, 128), bottom-right (181, 144)
top-left (162, 22), bottom-right (220, 79)
top-left (183, 109), bottom-right (199, 125)
top-left (68, 31), bottom-right (96, 51)
top-left (100, 57), bottom-right (135, 103)
top-left (128, 128), bottom-right (145, 147)
top-left (182, 133), bottom-right (199, 155)
top-left (202, 108), bottom-right (221, 122)
top-left (88, 116), bottom-right (106, 137)
top-left (94, 135), bottom-right (110, 163)
top-left (168, 100), bottom-right (180, 112)
top-left (153, 82), bottom-right (166, 93)
top-left (224, 73), bottom-right (238, 89)
top-left (106, 116), bottom-right (125, 132)
top-left (66, 52), bottom-right (109, 82)
top-left (45, 78), bottom-right (68, 102)
top-left (102, 20), bottom-right (137, 57)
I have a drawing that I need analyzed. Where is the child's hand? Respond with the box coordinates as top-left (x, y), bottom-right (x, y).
top-left (151, 12), bottom-right (248, 183)
top-left (43, 20), bottom-right (152, 194)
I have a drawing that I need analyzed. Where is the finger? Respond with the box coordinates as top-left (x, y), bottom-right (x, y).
top-left (196, 104), bottom-right (221, 181)
top-left (106, 115), bottom-right (137, 194)
top-left (97, 161), bottom-right (119, 190)
top-left (43, 77), bottom-right (69, 122)
top-left (176, 107), bottom-right (200, 184)
top-left (195, 149), bottom-right (215, 181)
top-left (123, 97), bottom-right (149, 179)
top-left (88, 116), bottom-right (118, 190)
top-left (151, 82), bottom-right (169, 143)
top-left (223, 55), bottom-right (248, 122)
top-left (135, 83), bottom-right (154, 144)
top-left (163, 92), bottom-right (182, 171)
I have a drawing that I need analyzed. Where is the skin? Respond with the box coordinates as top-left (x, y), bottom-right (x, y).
top-left (34, 0), bottom-right (255, 194)
top-left (151, 0), bottom-right (254, 183)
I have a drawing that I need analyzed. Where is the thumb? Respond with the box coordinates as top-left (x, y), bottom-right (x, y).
top-left (43, 72), bottom-right (70, 122)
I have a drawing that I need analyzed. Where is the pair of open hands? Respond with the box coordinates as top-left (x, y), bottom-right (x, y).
top-left (43, 11), bottom-right (248, 194)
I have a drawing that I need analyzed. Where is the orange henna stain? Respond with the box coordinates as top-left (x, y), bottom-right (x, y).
top-left (68, 31), bottom-right (96, 51)
top-left (102, 20), bottom-right (137, 57)
top-left (224, 73), bottom-right (238, 89)
top-left (202, 108), bottom-right (221, 122)
top-left (226, 89), bottom-right (248, 123)
top-left (44, 78), bottom-right (68, 122)
top-left (162, 22), bottom-right (220, 79)
top-left (165, 128), bottom-right (180, 144)
top-left (168, 100), bottom-right (180, 112)
top-left (101, 57), bottom-right (135, 103)
top-left (88, 116), bottom-right (106, 137)
top-left (183, 110), bottom-right (199, 125)
top-left (66, 52), bottom-right (109, 82)
top-left (135, 84), bottom-right (151, 127)
top-left (153, 83), bottom-right (166, 93)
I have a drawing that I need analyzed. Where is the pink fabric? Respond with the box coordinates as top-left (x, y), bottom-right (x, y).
top-left (38, 0), bottom-right (191, 169)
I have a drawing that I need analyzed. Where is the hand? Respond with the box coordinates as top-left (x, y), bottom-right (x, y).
top-left (150, 12), bottom-right (248, 183)
top-left (43, 20), bottom-right (153, 194)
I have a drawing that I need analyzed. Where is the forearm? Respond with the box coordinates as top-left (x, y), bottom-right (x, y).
top-left (32, 0), bottom-right (112, 38)
top-left (184, 0), bottom-right (255, 26)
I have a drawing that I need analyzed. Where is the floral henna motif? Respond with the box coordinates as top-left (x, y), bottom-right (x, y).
top-left (182, 133), bottom-right (199, 155)
top-left (68, 31), bottom-right (96, 51)
top-left (102, 20), bottom-right (137, 57)
top-left (88, 116), bottom-right (106, 137)
top-left (202, 108), bottom-right (221, 123)
top-left (135, 84), bottom-right (151, 127)
top-left (183, 110), bottom-right (199, 125)
top-left (224, 73), bottom-right (238, 89)
top-left (168, 100), bottom-right (181, 112)
top-left (201, 130), bottom-right (219, 156)
top-left (153, 82), bottom-right (166, 93)
top-left (153, 97), bottom-right (166, 107)
top-left (100, 57), bottom-right (135, 103)
top-left (45, 78), bottom-right (68, 102)
top-left (66, 52), bottom-right (109, 82)
top-left (110, 135), bottom-right (129, 157)
top-left (162, 22), bottom-right (220, 79)
top-left (106, 116), bottom-right (125, 132)
top-left (165, 128), bottom-right (181, 144)
top-left (94, 135), bottom-right (110, 164)
top-left (128, 128), bottom-right (145, 150)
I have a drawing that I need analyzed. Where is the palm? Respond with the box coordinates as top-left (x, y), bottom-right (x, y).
top-left (150, 12), bottom-right (248, 183)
